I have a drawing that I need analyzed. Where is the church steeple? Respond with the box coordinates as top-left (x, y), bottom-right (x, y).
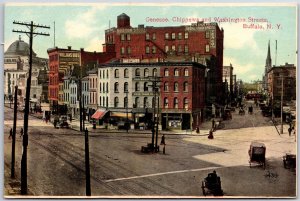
top-left (265, 40), bottom-right (272, 69)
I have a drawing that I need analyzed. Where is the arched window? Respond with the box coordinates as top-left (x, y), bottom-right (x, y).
top-left (124, 68), bottom-right (129, 78)
top-left (135, 68), bottom-right (140, 76)
top-left (153, 68), bottom-right (158, 76)
top-left (106, 97), bottom-right (108, 107)
top-left (114, 82), bottom-right (119, 93)
top-left (114, 69), bottom-right (119, 78)
top-left (184, 82), bottom-right (188, 92)
top-left (114, 97), bottom-right (119, 108)
top-left (124, 82), bottom-right (128, 92)
top-left (184, 68), bottom-right (189, 76)
top-left (174, 82), bottom-right (179, 92)
top-left (135, 97), bottom-right (140, 108)
top-left (135, 82), bottom-right (140, 91)
top-left (164, 98), bottom-right (169, 108)
top-left (99, 83), bottom-right (102, 93)
top-left (174, 97), bottom-right (178, 109)
top-left (106, 70), bottom-right (109, 78)
top-left (144, 82), bottom-right (148, 91)
top-left (174, 68), bottom-right (179, 76)
top-left (144, 97), bottom-right (148, 108)
top-left (144, 68), bottom-right (149, 77)
top-left (124, 97), bottom-right (128, 108)
top-left (103, 70), bottom-right (105, 78)
top-left (99, 96), bottom-right (102, 106)
top-left (184, 98), bottom-right (188, 109)
top-left (106, 82), bottom-right (108, 92)
top-left (164, 82), bottom-right (169, 92)
top-left (164, 68), bottom-right (169, 76)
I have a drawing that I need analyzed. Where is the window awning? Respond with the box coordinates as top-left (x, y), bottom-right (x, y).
top-left (91, 109), bottom-right (108, 119)
top-left (110, 112), bottom-right (132, 119)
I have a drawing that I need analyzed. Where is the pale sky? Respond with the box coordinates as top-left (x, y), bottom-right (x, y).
top-left (4, 3), bottom-right (297, 82)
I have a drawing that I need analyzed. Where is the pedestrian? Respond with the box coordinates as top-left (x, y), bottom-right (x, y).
top-left (160, 134), bottom-right (166, 154)
top-left (288, 127), bottom-right (292, 136)
top-left (208, 130), bottom-right (214, 139)
top-left (9, 128), bottom-right (13, 139)
top-left (20, 128), bottom-right (23, 138)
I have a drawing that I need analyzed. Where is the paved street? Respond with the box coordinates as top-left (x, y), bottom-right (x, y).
top-left (4, 102), bottom-right (296, 197)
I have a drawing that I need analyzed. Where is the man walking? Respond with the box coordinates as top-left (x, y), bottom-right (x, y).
top-left (160, 134), bottom-right (166, 154)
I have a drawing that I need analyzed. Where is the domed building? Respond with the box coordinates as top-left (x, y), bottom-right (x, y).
top-left (4, 35), bottom-right (48, 108)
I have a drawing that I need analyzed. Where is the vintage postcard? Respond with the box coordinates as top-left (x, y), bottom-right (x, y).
top-left (3, 2), bottom-right (297, 198)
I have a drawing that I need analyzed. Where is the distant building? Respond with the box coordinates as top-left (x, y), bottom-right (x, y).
top-left (4, 36), bottom-right (48, 107)
top-left (262, 40), bottom-right (272, 91)
top-left (267, 63), bottom-right (296, 102)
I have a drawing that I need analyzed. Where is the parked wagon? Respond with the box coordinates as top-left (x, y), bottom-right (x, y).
top-left (248, 142), bottom-right (266, 168)
top-left (201, 170), bottom-right (223, 196)
top-left (283, 154), bottom-right (296, 169)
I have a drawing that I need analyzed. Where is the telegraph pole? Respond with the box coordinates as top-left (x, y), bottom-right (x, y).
top-left (13, 20), bottom-right (50, 195)
top-left (85, 128), bottom-right (91, 196)
top-left (11, 85), bottom-right (18, 178)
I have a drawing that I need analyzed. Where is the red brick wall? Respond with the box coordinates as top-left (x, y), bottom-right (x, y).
top-left (48, 50), bottom-right (59, 101)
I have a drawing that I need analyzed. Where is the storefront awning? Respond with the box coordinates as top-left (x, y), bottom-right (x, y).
top-left (91, 109), bottom-right (107, 119)
top-left (110, 112), bottom-right (132, 119)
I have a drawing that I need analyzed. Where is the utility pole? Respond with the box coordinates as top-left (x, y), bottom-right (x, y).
top-left (280, 76), bottom-right (284, 134)
top-left (11, 85), bottom-right (18, 178)
top-left (84, 128), bottom-right (91, 196)
top-left (13, 20), bottom-right (50, 195)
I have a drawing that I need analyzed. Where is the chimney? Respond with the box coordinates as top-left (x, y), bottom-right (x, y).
top-left (80, 48), bottom-right (84, 52)
top-left (68, 46), bottom-right (71, 50)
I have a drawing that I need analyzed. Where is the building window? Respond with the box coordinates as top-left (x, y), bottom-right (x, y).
top-left (205, 44), bottom-right (210, 52)
top-left (178, 45), bottom-right (182, 53)
top-left (115, 69), bottom-right (119, 78)
top-left (126, 34), bottom-right (131, 41)
top-left (205, 31), bottom-right (210, 39)
top-left (174, 68), bottom-right (179, 76)
top-left (146, 33), bottom-right (150, 40)
top-left (164, 82), bottom-right (169, 92)
top-left (184, 45), bottom-right (189, 53)
top-left (124, 97), bottom-right (128, 108)
top-left (121, 47), bottom-right (125, 55)
top-left (135, 97), bottom-right (140, 108)
top-left (171, 45), bottom-right (176, 51)
top-left (165, 45), bottom-right (169, 53)
top-left (153, 68), bottom-right (158, 76)
top-left (124, 68), bottom-right (129, 78)
top-left (144, 82), bottom-right (148, 91)
top-left (164, 98), bottom-right (169, 108)
top-left (99, 96), bottom-right (102, 106)
top-left (184, 82), bottom-right (188, 92)
top-left (152, 33), bottom-right (156, 40)
top-left (145, 46), bottom-right (150, 54)
top-left (164, 69), bottom-right (169, 77)
top-left (106, 82), bottom-right (108, 92)
top-left (99, 83), bottom-right (102, 93)
top-left (174, 82), bottom-right (179, 92)
top-left (121, 34), bottom-right (125, 41)
top-left (152, 46), bottom-right (156, 54)
top-left (174, 97), bottom-right (178, 109)
top-left (124, 82), bottom-right (128, 92)
top-left (127, 46), bottom-right (131, 54)
top-left (178, 32), bottom-right (182, 39)
top-left (135, 82), bottom-right (140, 91)
top-left (114, 97), bottom-right (119, 108)
top-left (114, 82), bottom-right (119, 93)
top-left (144, 68), bottom-right (149, 77)
top-left (165, 33), bottom-right (169, 39)
top-left (184, 98), bottom-right (188, 109)
top-left (107, 70), bottom-right (109, 78)
top-left (135, 68), bottom-right (140, 76)
top-left (144, 97), bottom-right (148, 108)
top-left (171, 32), bottom-right (176, 39)
top-left (184, 32), bottom-right (189, 39)
top-left (184, 68), bottom-right (189, 76)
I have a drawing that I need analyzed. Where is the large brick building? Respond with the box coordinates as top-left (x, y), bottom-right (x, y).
top-left (103, 13), bottom-right (224, 104)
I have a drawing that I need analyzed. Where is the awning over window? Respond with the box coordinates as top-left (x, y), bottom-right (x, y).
top-left (91, 109), bottom-right (107, 119)
top-left (110, 112), bottom-right (132, 119)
